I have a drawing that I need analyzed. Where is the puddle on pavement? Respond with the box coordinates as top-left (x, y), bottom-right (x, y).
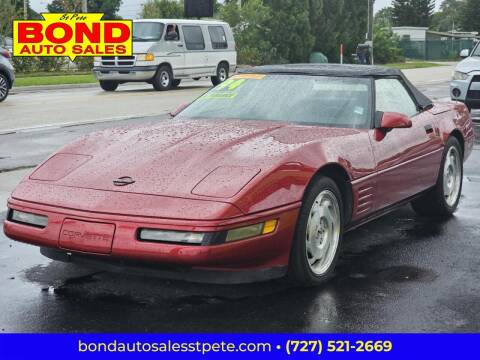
top-left (373, 266), bottom-right (437, 283)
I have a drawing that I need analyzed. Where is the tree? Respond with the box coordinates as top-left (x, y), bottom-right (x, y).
top-left (459, 0), bottom-right (480, 34)
top-left (140, 0), bottom-right (183, 19)
top-left (375, 6), bottom-right (394, 28)
top-left (392, 0), bottom-right (434, 27)
top-left (47, 0), bottom-right (122, 19)
top-left (0, 0), bottom-right (16, 37)
top-left (219, 0), bottom-right (274, 64)
top-left (431, 0), bottom-right (464, 32)
top-left (373, 24), bottom-right (404, 63)
top-left (263, 0), bottom-right (315, 63)
top-left (412, 0), bottom-right (435, 27)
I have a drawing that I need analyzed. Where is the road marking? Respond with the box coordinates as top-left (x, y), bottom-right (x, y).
top-left (0, 113), bottom-right (167, 135)
top-left (466, 176), bottom-right (480, 183)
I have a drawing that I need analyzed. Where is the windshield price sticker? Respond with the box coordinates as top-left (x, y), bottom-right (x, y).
top-left (13, 13), bottom-right (132, 60)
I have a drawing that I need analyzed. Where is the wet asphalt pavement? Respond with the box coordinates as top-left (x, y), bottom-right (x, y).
top-left (0, 82), bottom-right (480, 332)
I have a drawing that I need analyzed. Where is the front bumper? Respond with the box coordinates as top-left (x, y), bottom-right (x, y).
top-left (93, 66), bottom-right (157, 82)
top-left (4, 198), bottom-right (299, 283)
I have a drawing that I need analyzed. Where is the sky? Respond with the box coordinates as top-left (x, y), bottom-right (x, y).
top-left (28, 0), bottom-right (440, 19)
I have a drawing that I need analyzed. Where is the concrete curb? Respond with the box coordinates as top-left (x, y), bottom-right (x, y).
top-left (12, 82), bottom-right (98, 94)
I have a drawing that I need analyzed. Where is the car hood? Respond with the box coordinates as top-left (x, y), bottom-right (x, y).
top-left (27, 119), bottom-right (359, 200)
top-left (456, 56), bottom-right (480, 73)
top-left (133, 41), bottom-right (156, 54)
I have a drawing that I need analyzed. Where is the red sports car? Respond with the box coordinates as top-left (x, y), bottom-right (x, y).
top-left (4, 65), bottom-right (475, 285)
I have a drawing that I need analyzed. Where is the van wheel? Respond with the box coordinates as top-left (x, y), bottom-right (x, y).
top-left (0, 73), bottom-right (9, 102)
top-left (172, 79), bottom-right (181, 88)
top-left (153, 66), bottom-right (173, 91)
top-left (211, 63), bottom-right (229, 86)
top-left (99, 81), bottom-right (118, 92)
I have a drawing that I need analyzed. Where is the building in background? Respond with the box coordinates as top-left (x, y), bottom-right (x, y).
top-left (393, 26), bottom-right (479, 60)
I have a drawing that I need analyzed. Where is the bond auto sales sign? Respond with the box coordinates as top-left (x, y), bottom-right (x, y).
top-left (13, 13), bottom-right (132, 60)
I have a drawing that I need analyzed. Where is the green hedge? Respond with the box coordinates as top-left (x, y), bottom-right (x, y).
top-left (11, 57), bottom-right (94, 74)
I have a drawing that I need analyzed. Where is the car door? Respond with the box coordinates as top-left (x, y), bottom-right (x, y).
top-left (163, 23), bottom-right (186, 77)
top-left (370, 78), bottom-right (443, 210)
top-left (181, 25), bottom-right (209, 77)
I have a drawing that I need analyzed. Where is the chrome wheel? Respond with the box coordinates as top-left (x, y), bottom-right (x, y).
top-left (306, 190), bottom-right (341, 275)
top-left (219, 67), bottom-right (228, 82)
top-left (160, 71), bottom-right (170, 88)
top-left (443, 146), bottom-right (461, 207)
top-left (0, 75), bottom-right (7, 100)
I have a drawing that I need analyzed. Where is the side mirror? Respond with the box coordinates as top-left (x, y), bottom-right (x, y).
top-left (460, 49), bottom-right (470, 58)
top-left (378, 111), bottom-right (412, 130)
top-left (374, 112), bottom-right (412, 141)
top-left (165, 33), bottom-right (179, 41)
top-left (169, 102), bottom-right (190, 118)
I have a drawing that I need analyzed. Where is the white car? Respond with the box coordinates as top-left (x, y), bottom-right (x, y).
top-left (451, 42), bottom-right (480, 112)
top-left (93, 19), bottom-right (237, 91)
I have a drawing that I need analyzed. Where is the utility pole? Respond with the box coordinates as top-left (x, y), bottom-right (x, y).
top-left (367, 0), bottom-right (375, 64)
top-left (82, 0), bottom-right (88, 12)
top-left (24, 0), bottom-right (28, 20)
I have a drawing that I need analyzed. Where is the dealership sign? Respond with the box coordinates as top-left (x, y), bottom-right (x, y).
top-left (13, 13), bottom-right (132, 60)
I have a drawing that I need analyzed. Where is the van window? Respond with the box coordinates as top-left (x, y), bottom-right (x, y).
top-left (133, 22), bottom-right (164, 42)
top-left (183, 26), bottom-right (205, 50)
top-left (165, 24), bottom-right (180, 41)
top-left (208, 26), bottom-right (228, 49)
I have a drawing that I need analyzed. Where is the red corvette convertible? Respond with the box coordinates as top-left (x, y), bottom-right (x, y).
top-left (4, 64), bottom-right (475, 285)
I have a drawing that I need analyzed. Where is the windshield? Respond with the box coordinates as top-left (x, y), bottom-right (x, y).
top-left (472, 42), bottom-right (480, 57)
top-left (133, 22), bottom-right (164, 42)
top-left (179, 74), bottom-right (372, 128)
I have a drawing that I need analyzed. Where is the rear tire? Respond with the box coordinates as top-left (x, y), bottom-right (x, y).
top-left (153, 66), bottom-right (173, 91)
top-left (0, 73), bottom-right (9, 102)
top-left (172, 79), bottom-right (181, 88)
top-left (411, 137), bottom-right (463, 217)
top-left (211, 62), bottom-right (229, 86)
top-left (288, 177), bottom-right (344, 286)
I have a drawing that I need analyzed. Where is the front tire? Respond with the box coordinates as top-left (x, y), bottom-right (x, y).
top-left (0, 73), bottom-right (9, 102)
top-left (288, 177), bottom-right (344, 286)
top-left (153, 66), bottom-right (173, 91)
top-left (99, 80), bottom-right (118, 92)
top-left (211, 63), bottom-right (229, 86)
top-left (411, 137), bottom-right (463, 217)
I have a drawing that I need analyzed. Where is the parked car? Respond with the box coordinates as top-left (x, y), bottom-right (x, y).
top-left (0, 35), bottom-right (13, 52)
top-left (4, 65), bottom-right (474, 285)
top-left (93, 19), bottom-right (237, 92)
top-left (0, 46), bottom-right (15, 102)
top-left (451, 42), bottom-right (480, 112)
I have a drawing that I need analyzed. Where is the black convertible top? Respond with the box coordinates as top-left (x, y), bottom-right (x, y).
top-left (240, 64), bottom-right (433, 109)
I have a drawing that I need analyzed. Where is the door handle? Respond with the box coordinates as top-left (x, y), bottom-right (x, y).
top-left (424, 124), bottom-right (434, 134)
top-left (177, 44), bottom-right (184, 47)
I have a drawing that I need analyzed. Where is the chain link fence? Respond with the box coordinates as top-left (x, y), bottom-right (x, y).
top-left (399, 39), bottom-right (477, 61)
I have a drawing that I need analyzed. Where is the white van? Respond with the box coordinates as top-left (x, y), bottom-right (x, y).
top-left (93, 19), bottom-right (237, 91)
